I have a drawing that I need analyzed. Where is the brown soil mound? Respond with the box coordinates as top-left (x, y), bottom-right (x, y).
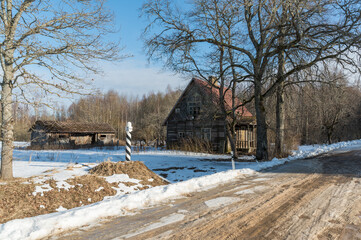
top-left (0, 177), bottom-right (117, 224)
top-left (89, 161), bottom-right (168, 186)
top-left (0, 161), bottom-right (168, 224)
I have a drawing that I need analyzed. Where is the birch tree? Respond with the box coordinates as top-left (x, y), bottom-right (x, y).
top-left (0, 0), bottom-right (120, 180)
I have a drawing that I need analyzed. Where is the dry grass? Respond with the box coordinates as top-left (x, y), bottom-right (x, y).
top-left (89, 161), bottom-right (168, 186)
top-left (0, 161), bottom-right (168, 224)
top-left (168, 137), bottom-right (214, 154)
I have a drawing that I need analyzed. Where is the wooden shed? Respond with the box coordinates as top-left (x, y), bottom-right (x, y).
top-left (29, 120), bottom-right (116, 148)
top-left (163, 78), bottom-right (256, 153)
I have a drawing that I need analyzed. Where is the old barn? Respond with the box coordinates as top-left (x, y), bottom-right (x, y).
top-left (30, 120), bottom-right (116, 148)
top-left (164, 78), bottom-right (256, 153)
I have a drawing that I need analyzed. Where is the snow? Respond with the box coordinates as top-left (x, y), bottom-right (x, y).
top-left (121, 213), bottom-right (185, 239)
top-left (9, 139), bottom-right (361, 184)
top-left (32, 184), bottom-right (52, 197)
top-left (235, 186), bottom-right (268, 195)
top-left (55, 206), bottom-right (67, 212)
top-left (0, 169), bottom-right (254, 240)
top-left (104, 174), bottom-right (140, 184)
top-left (204, 197), bottom-right (240, 208)
top-left (0, 139), bottom-right (360, 240)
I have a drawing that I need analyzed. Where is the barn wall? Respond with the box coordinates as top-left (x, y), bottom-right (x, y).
top-left (30, 130), bottom-right (48, 145)
top-left (97, 133), bottom-right (115, 145)
top-left (69, 135), bottom-right (92, 145)
top-left (166, 119), bottom-right (227, 153)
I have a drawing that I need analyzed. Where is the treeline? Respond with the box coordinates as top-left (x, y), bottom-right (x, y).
top-left (68, 87), bottom-right (181, 143)
top-left (13, 87), bottom-right (182, 143)
top-left (12, 74), bottom-right (361, 150)
top-left (265, 72), bottom-right (361, 151)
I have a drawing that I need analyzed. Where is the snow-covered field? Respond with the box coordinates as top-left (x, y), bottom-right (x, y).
top-left (1, 139), bottom-right (361, 240)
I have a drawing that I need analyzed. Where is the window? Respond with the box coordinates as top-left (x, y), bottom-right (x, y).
top-left (175, 108), bottom-right (180, 114)
top-left (202, 128), bottom-right (211, 141)
top-left (178, 131), bottom-right (185, 139)
top-left (59, 135), bottom-right (66, 139)
top-left (188, 94), bottom-right (201, 117)
top-left (100, 134), bottom-right (107, 139)
top-left (186, 131), bottom-right (193, 137)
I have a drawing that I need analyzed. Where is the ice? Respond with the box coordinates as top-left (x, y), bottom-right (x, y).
top-left (204, 197), bottom-right (240, 208)
top-left (121, 213), bottom-right (185, 238)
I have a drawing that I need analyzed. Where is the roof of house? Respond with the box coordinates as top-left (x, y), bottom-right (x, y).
top-left (193, 78), bottom-right (253, 117)
top-left (164, 78), bottom-right (254, 125)
top-left (30, 120), bottom-right (116, 134)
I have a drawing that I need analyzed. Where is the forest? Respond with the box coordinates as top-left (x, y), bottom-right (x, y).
top-left (13, 69), bottom-right (361, 157)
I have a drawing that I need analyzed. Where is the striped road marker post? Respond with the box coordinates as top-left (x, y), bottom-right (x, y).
top-left (125, 122), bottom-right (133, 161)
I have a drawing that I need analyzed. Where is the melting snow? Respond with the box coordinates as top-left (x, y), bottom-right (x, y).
top-left (235, 186), bottom-right (268, 195)
top-left (104, 174), bottom-right (140, 184)
top-left (56, 206), bottom-right (67, 212)
top-left (32, 184), bottom-right (52, 196)
top-left (121, 213), bottom-right (185, 239)
top-left (204, 197), bottom-right (240, 208)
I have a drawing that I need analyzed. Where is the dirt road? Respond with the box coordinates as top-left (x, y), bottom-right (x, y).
top-left (50, 149), bottom-right (361, 240)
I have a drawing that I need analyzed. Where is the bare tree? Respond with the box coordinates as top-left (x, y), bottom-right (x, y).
top-left (0, 0), bottom-right (120, 180)
top-left (142, 0), bottom-right (361, 160)
top-left (142, 0), bottom-right (254, 160)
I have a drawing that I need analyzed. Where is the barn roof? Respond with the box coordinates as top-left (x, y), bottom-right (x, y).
top-left (164, 78), bottom-right (254, 125)
top-left (30, 120), bottom-right (115, 134)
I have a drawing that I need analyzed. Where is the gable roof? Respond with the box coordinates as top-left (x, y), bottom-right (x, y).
top-left (193, 78), bottom-right (253, 116)
top-left (30, 120), bottom-right (115, 134)
top-left (164, 78), bottom-right (253, 125)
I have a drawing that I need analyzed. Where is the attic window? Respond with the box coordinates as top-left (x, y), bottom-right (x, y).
top-left (175, 108), bottom-right (180, 114)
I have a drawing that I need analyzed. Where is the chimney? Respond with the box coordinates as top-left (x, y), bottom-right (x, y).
top-left (209, 76), bottom-right (219, 87)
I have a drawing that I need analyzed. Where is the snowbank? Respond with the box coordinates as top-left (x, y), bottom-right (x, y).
top-left (251, 139), bottom-right (361, 171)
top-left (0, 169), bottom-right (255, 240)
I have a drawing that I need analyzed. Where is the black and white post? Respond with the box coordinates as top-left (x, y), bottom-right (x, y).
top-left (125, 122), bottom-right (133, 161)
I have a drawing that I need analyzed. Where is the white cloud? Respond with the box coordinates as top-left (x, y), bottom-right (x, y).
top-left (92, 60), bottom-right (188, 97)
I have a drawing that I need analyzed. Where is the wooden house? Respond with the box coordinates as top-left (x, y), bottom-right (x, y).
top-left (163, 78), bottom-right (256, 153)
top-left (29, 120), bottom-right (116, 148)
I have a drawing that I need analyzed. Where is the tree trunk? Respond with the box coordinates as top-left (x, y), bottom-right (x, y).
top-left (255, 82), bottom-right (268, 161)
top-left (0, 81), bottom-right (14, 180)
top-left (225, 122), bottom-right (238, 159)
top-left (275, 7), bottom-right (286, 157)
top-left (327, 131), bottom-right (332, 144)
top-left (275, 82), bottom-right (285, 156)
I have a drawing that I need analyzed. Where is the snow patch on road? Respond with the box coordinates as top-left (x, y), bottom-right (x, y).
top-left (204, 197), bottom-right (240, 208)
top-left (250, 177), bottom-right (270, 182)
top-left (121, 213), bottom-right (185, 239)
top-left (235, 186), bottom-right (268, 195)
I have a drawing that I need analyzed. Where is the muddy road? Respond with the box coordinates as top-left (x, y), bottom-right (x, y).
top-left (50, 149), bottom-right (361, 240)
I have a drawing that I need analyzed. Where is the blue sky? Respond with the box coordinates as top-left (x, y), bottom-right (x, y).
top-left (92, 0), bottom-right (186, 97)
